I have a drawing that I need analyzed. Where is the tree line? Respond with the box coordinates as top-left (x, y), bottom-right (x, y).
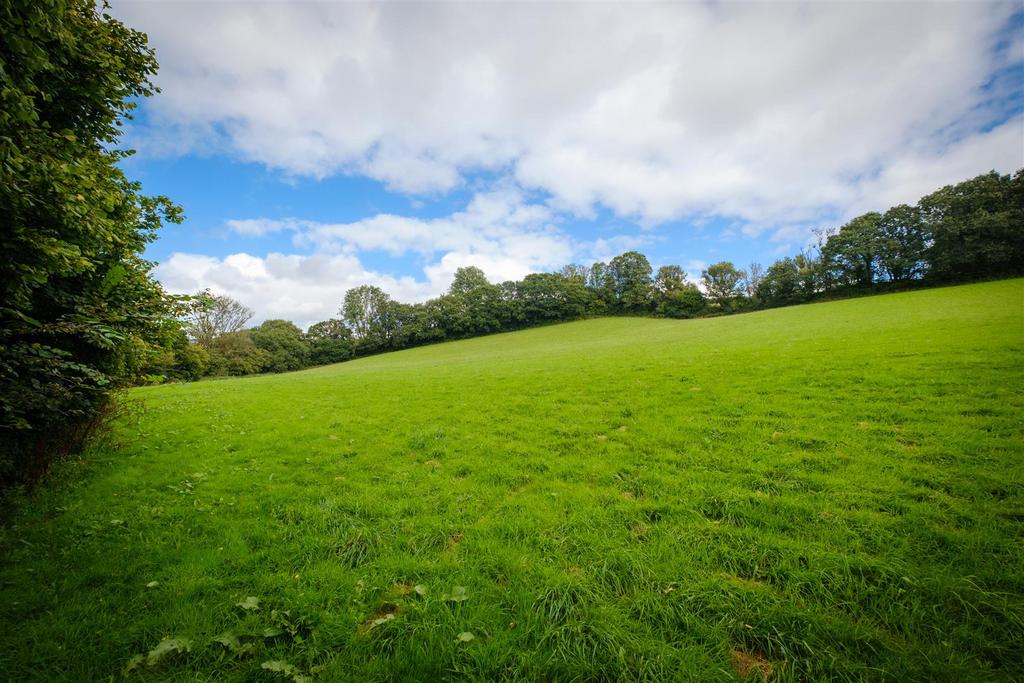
top-left (183, 167), bottom-right (1023, 378)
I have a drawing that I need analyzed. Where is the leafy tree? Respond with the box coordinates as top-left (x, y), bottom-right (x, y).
top-left (447, 267), bottom-right (503, 337)
top-left (559, 263), bottom-right (591, 283)
top-left (653, 265), bottom-right (704, 318)
top-left (819, 212), bottom-right (882, 288)
top-left (168, 339), bottom-right (208, 381)
top-left (411, 299), bottom-right (453, 344)
top-left (250, 319), bottom-right (309, 373)
top-left (920, 170), bottom-right (1024, 281)
top-left (658, 287), bottom-right (706, 318)
top-left (206, 331), bottom-right (270, 376)
top-left (0, 0), bottom-right (183, 482)
top-left (449, 266), bottom-right (490, 295)
top-left (793, 252), bottom-right (820, 297)
top-left (498, 281), bottom-right (526, 329)
top-left (306, 319), bottom-right (354, 365)
top-left (519, 273), bottom-right (590, 323)
top-left (385, 301), bottom-right (421, 350)
top-left (607, 251), bottom-right (654, 313)
top-left (877, 204), bottom-right (926, 282)
top-left (586, 262), bottom-right (613, 314)
top-left (757, 258), bottom-right (804, 307)
top-left (653, 265), bottom-right (687, 294)
top-left (701, 261), bottom-right (746, 310)
top-left (744, 262), bottom-right (765, 299)
top-left (342, 285), bottom-right (395, 353)
top-left (186, 291), bottom-right (253, 349)
top-left (140, 322), bottom-right (207, 382)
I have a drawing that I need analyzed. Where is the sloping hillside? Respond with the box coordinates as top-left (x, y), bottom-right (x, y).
top-left (2, 280), bottom-right (1022, 681)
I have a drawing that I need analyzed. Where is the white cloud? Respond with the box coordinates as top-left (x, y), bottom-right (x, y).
top-left (155, 243), bottom-right (569, 330)
top-left (846, 117), bottom-right (1024, 217)
top-left (224, 218), bottom-right (298, 237)
top-left (290, 188), bottom-right (562, 261)
top-left (161, 187), bottom-right (673, 325)
top-left (116, 1), bottom-right (1022, 226)
top-left (583, 234), bottom-right (659, 264)
top-left (156, 251), bottom-right (441, 330)
top-left (161, 190), bottom-right (574, 325)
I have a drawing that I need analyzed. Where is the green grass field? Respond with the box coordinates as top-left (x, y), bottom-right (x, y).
top-left (2, 280), bottom-right (1023, 681)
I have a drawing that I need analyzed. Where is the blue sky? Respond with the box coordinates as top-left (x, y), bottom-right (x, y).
top-left (113, 1), bottom-right (1023, 327)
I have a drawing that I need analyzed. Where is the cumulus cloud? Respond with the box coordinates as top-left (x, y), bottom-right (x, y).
top-left (159, 186), bottom-right (666, 325)
top-left (846, 117), bottom-right (1024, 216)
top-left (292, 188), bottom-right (563, 260)
top-left (161, 189), bottom-right (612, 326)
top-left (117, 1), bottom-right (1022, 226)
top-left (155, 251), bottom-right (440, 330)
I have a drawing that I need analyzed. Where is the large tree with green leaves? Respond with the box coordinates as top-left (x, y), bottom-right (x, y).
top-left (206, 331), bottom-right (270, 377)
top-left (342, 285), bottom-right (399, 353)
top-left (607, 251), bottom-right (654, 313)
top-left (920, 170), bottom-right (1024, 281)
top-left (446, 267), bottom-right (504, 337)
top-left (701, 261), bottom-right (746, 311)
top-left (250, 319), bottom-right (309, 373)
top-left (757, 258), bottom-right (804, 307)
top-left (518, 272), bottom-right (591, 323)
top-left (877, 204), bottom-right (926, 282)
top-left (306, 319), bottom-right (355, 366)
top-left (186, 291), bottom-right (254, 349)
top-left (819, 212), bottom-right (883, 288)
top-left (0, 0), bottom-right (182, 482)
top-left (653, 265), bottom-right (705, 318)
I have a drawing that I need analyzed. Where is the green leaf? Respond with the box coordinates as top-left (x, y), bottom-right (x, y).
top-left (446, 585), bottom-right (468, 602)
top-left (99, 264), bottom-right (126, 295)
top-left (122, 654), bottom-right (144, 675)
top-left (260, 659), bottom-right (310, 683)
top-left (262, 660), bottom-right (296, 674)
top-left (370, 613), bottom-right (395, 628)
top-left (236, 596), bottom-right (260, 610)
top-left (145, 636), bottom-right (191, 666)
top-left (214, 632), bottom-right (240, 651)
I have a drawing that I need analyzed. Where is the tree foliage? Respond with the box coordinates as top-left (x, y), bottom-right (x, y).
top-left (921, 170), bottom-right (1023, 281)
top-left (306, 319), bottom-right (354, 365)
top-left (447, 267), bottom-right (504, 337)
top-left (820, 212), bottom-right (883, 288)
top-left (701, 262), bottom-right (746, 311)
top-left (607, 251), bottom-right (654, 313)
top-left (206, 331), bottom-right (270, 377)
top-left (342, 285), bottom-right (395, 353)
top-left (186, 291), bottom-right (254, 349)
top-left (0, 0), bottom-right (184, 482)
top-left (877, 204), bottom-right (925, 282)
top-left (250, 320), bottom-right (308, 373)
top-left (653, 266), bottom-right (704, 318)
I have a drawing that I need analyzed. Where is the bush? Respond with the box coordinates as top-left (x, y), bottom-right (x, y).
top-left (207, 332), bottom-right (271, 376)
top-left (0, 1), bottom-right (182, 483)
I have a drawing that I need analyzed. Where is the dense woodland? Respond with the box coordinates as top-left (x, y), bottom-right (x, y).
top-left (1, 1), bottom-right (1022, 484)
top-left (185, 168), bottom-right (1024, 379)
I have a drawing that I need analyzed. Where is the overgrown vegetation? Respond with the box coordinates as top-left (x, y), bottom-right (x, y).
top-left (1, 281), bottom-right (1021, 680)
top-left (187, 168), bottom-right (1023, 379)
top-left (0, 0), bottom-right (187, 484)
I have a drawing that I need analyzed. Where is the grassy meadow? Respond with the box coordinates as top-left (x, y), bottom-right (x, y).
top-left (2, 279), bottom-right (1023, 681)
